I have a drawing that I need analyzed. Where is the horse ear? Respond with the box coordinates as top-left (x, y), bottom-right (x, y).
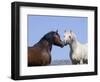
top-left (56, 29), bottom-right (58, 33)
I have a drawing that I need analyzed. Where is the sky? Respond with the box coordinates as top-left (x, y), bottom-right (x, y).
top-left (28, 15), bottom-right (88, 61)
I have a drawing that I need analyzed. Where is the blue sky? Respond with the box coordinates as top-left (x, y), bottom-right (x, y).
top-left (28, 15), bottom-right (87, 61)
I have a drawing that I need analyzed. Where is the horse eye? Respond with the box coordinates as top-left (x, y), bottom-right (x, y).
top-left (69, 36), bottom-right (71, 39)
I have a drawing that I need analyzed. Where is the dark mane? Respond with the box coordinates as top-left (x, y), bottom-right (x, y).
top-left (39, 31), bottom-right (58, 43)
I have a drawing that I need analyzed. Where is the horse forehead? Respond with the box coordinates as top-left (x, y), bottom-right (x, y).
top-left (64, 32), bottom-right (71, 36)
top-left (47, 32), bottom-right (60, 38)
top-left (51, 32), bottom-right (59, 36)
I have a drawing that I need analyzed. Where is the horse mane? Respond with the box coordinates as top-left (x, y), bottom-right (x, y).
top-left (39, 31), bottom-right (57, 44)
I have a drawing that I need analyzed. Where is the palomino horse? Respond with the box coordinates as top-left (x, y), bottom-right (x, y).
top-left (63, 30), bottom-right (88, 64)
top-left (28, 30), bottom-right (64, 66)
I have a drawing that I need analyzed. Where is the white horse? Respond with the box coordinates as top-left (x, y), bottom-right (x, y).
top-left (63, 30), bottom-right (88, 64)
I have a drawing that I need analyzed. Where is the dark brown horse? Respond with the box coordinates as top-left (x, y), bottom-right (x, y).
top-left (28, 30), bottom-right (64, 66)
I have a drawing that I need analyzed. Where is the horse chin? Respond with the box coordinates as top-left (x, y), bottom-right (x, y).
top-left (58, 44), bottom-right (64, 48)
top-left (60, 44), bottom-right (64, 48)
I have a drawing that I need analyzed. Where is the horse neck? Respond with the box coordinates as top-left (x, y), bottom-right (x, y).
top-left (39, 39), bottom-right (52, 51)
top-left (69, 38), bottom-right (79, 52)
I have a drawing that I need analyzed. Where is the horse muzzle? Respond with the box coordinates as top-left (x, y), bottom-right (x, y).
top-left (54, 41), bottom-right (64, 48)
top-left (62, 41), bottom-right (68, 46)
top-left (59, 41), bottom-right (65, 48)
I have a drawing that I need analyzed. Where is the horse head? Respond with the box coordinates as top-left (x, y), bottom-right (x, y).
top-left (63, 30), bottom-right (76, 46)
top-left (44, 30), bottom-right (64, 48)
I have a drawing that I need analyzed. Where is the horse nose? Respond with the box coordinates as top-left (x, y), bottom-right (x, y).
top-left (60, 41), bottom-right (65, 47)
top-left (62, 40), bottom-right (67, 46)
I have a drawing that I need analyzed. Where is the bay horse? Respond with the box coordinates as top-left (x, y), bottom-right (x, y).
top-left (63, 30), bottom-right (88, 64)
top-left (28, 30), bottom-right (64, 66)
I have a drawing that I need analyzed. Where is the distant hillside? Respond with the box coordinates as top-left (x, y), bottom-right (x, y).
top-left (50, 60), bottom-right (72, 66)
